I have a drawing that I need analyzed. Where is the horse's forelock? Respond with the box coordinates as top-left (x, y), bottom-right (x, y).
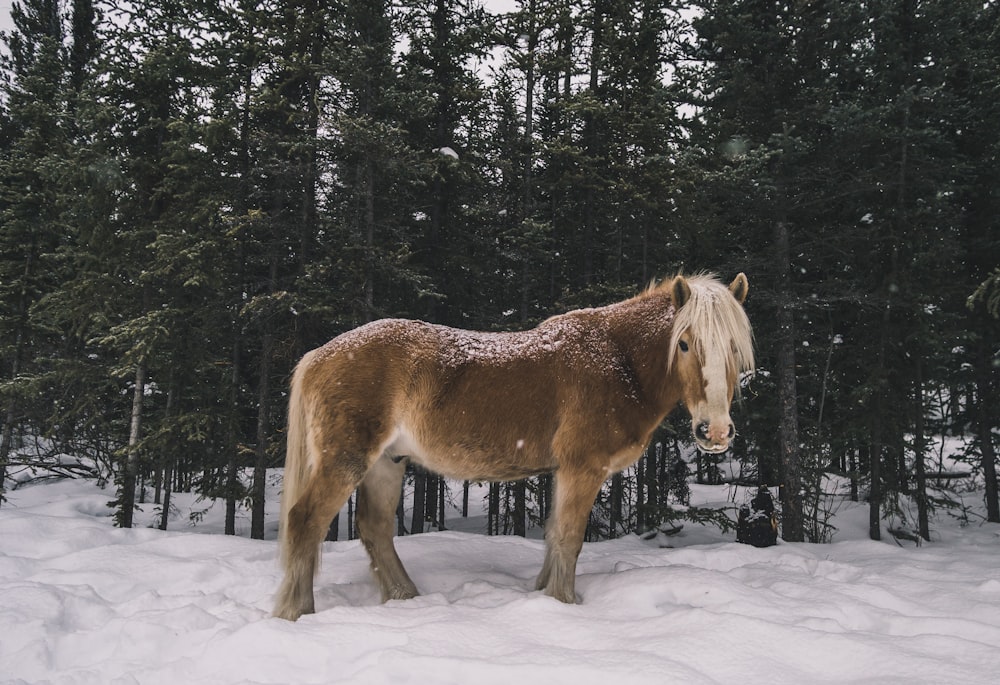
top-left (667, 274), bottom-right (755, 377)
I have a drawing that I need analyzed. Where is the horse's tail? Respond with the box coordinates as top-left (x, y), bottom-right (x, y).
top-left (279, 350), bottom-right (315, 565)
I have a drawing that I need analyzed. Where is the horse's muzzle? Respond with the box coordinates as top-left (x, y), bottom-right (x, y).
top-left (694, 420), bottom-right (734, 453)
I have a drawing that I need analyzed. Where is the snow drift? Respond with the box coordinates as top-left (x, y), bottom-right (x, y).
top-left (2, 477), bottom-right (999, 684)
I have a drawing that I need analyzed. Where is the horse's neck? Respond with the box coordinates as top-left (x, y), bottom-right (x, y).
top-left (605, 293), bottom-right (679, 412)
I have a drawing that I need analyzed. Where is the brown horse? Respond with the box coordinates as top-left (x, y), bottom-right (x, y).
top-left (273, 273), bottom-right (754, 621)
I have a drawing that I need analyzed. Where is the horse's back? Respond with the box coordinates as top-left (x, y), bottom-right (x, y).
top-left (302, 318), bottom-right (432, 376)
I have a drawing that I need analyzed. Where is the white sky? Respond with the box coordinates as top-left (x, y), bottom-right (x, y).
top-left (0, 1), bottom-right (12, 35)
top-left (0, 0), bottom-right (520, 37)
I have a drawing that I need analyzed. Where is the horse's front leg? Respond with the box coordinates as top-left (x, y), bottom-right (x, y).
top-left (536, 467), bottom-right (607, 603)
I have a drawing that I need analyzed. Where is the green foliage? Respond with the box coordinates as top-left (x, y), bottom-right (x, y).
top-left (969, 269), bottom-right (1000, 319)
top-left (0, 0), bottom-right (996, 537)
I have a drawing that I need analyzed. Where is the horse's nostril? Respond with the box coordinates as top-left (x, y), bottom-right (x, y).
top-left (696, 422), bottom-right (710, 439)
top-left (727, 424), bottom-right (735, 439)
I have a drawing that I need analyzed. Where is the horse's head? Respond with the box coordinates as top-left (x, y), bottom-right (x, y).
top-left (669, 273), bottom-right (754, 454)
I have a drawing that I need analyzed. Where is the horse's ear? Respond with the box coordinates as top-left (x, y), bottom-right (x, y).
top-left (729, 273), bottom-right (749, 305)
top-left (672, 276), bottom-right (692, 308)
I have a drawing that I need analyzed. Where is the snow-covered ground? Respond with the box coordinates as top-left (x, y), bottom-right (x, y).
top-left (2, 474), bottom-right (999, 684)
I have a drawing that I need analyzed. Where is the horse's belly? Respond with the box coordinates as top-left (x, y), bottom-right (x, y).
top-left (385, 422), bottom-right (555, 482)
top-left (417, 453), bottom-right (555, 482)
top-left (383, 425), bottom-right (425, 461)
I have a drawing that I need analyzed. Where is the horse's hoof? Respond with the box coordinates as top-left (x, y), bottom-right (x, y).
top-left (544, 586), bottom-right (578, 604)
top-left (385, 584), bottom-right (419, 601)
top-left (272, 599), bottom-right (313, 621)
top-left (272, 606), bottom-right (303, 621)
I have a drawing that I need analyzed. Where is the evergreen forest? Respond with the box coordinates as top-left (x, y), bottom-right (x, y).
top-left (1, 0), bottom-right (998, 544)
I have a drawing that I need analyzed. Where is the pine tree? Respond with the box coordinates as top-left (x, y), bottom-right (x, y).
top-left (38, 0), bottom-right (233, 526)
top-left (232, 0), bottom-right (321, 537)
top-left (323, 0), bottom-right (427, 327)
top-left (0, 0), bottom-right (71, 503)
top-left (397, 0), bottom-right (494, 326)
top-left (687, 0), bottom-right (991, 541)
top-left (947, 0), bottom-right (1000, 522)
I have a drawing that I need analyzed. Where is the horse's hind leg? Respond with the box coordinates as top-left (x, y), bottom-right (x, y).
top-left (356, 455), bottom-right (419, 601)
top-left (536, 467), bottom-right (606, 603)
top-left (274, 454), bottom-right (367, 621)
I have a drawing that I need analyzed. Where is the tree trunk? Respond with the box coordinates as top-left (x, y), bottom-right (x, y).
top-left (580, 0), bottom-right (606, 287)
top-left (609, 473), bottom-right (623, 538)
top-left (636, 455), bottom-right (645, 533)
top-left (438, 477), bottom-right (446, 531)
top-left (513, 480), bottom-right (526, 536)
top-left (519, 0), bottom-right (538, 321)
top-left (913, 355), bottom-right (930, 540)
top-left (425, 473), bottom-right (438, 529)
top-left (870, 0), bottom-right (913, 540)
top-left (646, 444), bottom-right (659, 519)
top-left (225, 335), bottom-right (240, 536)
top-left (411, 469), bottom-right (426, 534)
top-left (514, 8), bottom-right (537, 536)
top-left (0, 365), bottom-right (20, 507)
top-left (0, 250), bottom-right (34, 507)
top-left (488, 482), bottom-right (500, 535)
top-left (158, 381), bottom-right (177, 531)
top-left (0, 402), bottom-right (15, 505)
top-left (538, 474), bottom-right (551, 528)
top-left (774, 220), bottom-right (804, 542)
top-left (251, 257), bottom-right (278, 540)
top-left (868, 433), bottom-right (883, 541)
top-left (120, 359), bottom-right (147, 528)
top-left (159, 454), bottom-right (174, 531)
top-left (869, 304), bottom-right (890, 542)
top-left (976, 334), bottom-right (999, 522)
top-left (425, 0), bottom-right (454, 324)
top-left (362, 156), bottom-right (376, 319)
top-left (397, 478), bottom-right (406, 536)
top-left (849, 445), bottom-right (859, 502)
top-left (298, 1), bottom-right (322, 277)
top-left (251, 326), bottom-right (273, 540)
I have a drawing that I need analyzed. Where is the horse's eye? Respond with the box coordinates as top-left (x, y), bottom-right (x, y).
top-left (679, 340), bottom-right (689, 353)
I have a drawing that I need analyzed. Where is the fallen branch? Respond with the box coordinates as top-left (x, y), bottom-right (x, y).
top-left (640, 523), bottom-right (684, 541)
top-left (925, 471), bottom-right (972, 480)
top-left (888, 527), bottom-right (923, 547)
top-left (7, 460), bottom-right (100, 488)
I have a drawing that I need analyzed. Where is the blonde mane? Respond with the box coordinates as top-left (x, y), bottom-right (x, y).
top-left (666, 274), bottom-right (755, 378)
